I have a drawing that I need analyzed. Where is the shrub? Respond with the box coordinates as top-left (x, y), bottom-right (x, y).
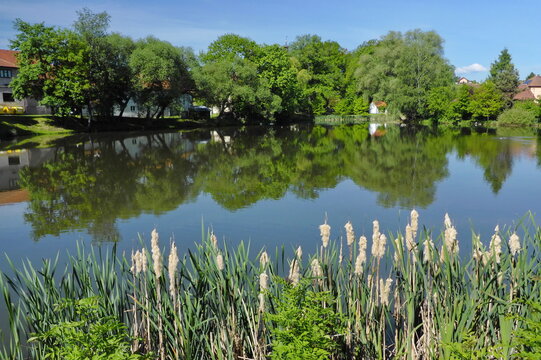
top-left (497, 107), bottom-right (538, 127)
top-left (266, 278), bottom-right (345, 360)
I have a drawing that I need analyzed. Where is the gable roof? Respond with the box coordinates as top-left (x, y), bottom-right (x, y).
top-left (372, 101), bottom-right (387, 108)
top-left (0, 50), bottom-right (19, 68)
top-left (513, 88), bottom-right (536, 100)
top-left (526, 75), bottom-right (541, 87)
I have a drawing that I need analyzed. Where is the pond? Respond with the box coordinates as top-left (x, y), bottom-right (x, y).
top-left (0, 124), bottom-right (540, 271)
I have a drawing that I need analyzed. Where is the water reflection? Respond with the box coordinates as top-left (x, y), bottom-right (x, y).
top-left (3, 125), bottom-right (539, 241)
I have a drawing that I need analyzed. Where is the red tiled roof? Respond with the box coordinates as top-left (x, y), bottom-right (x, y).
top-left (0, 49), bottom-right (19, 68)
top-left (513, 88), bottom-right (536, 100)
top-left (527, 75), bottom-right (541, 87)
top-left (373, 101), bottom-right (387, 108)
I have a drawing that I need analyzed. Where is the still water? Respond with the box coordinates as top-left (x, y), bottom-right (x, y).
top-left (0, 124), bottom-right (540, 270)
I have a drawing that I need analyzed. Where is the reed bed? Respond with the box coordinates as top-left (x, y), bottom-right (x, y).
top-left (1, 211), bottom-right (540, 359)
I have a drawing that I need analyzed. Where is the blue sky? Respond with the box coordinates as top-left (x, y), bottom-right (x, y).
top-left (1, 0), bottom-right (539, 81)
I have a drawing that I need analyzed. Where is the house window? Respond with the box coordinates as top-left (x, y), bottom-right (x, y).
top-left (0, 69), bottom-right (12, 78)
top-left (3, 93), bottom-right (14, 102)
top-left (8, 156), bottom-right (20, 166)
top-left (130, 106), bottom-right (136, 111)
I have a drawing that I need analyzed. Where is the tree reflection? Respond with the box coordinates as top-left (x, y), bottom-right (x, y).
top-left (17, 124), bottom-right (528, 241)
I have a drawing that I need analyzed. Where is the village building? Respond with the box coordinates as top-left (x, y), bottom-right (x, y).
top-left (456, 77), bottom-right (472, 84)
top-left (514, 75), bottom-right (541, 101)
top-left (0, 49), bottom-right (49, 114)
top-left (369, 101), bottom-right (388, 114)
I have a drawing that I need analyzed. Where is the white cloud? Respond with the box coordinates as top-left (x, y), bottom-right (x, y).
top-left (455, 63), bottom-right (488, 75)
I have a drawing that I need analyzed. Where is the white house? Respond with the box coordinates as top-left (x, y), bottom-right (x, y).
top-left (369, 101), bottom-right (387, 114)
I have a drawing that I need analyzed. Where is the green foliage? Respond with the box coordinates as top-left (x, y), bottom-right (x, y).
top-left (513, 99), bottom-right (541, 118)
top-left (130, 37), bottom-right (193, 119)
top-left (200, 33), bottom-right (259, 63)
top-left (356, 29), bottom-right (454, 120)
top-left (468, 81), bottom-right (505, 120)
top-left (30, 297), bottom-right (145, 360)
top-left (514, 301), bottom-right (541, 359)
top-left (489, 48), bottom-right (520, 102)
top-left (10, 19), bottom-right (90, 116)
top-left (497, 107), bottom-right (539, 127)
top-left (266, 279), bottom-right (345, 360)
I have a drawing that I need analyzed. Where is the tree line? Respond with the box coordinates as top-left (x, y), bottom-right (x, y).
top-left (9, 9), bottom-right (538, 125)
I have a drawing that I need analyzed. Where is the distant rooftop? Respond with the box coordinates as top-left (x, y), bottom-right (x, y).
top-left (0, 49), bottom-right (19, 68)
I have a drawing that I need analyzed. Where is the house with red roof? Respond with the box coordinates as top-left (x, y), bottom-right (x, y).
top-left (0, 49), bottom-right (49, 114)
top-left (513, 75), bottom-right (541, 101)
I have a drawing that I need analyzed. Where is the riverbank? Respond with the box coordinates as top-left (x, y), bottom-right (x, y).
top-left (0, 114), bottom-right (210, 140)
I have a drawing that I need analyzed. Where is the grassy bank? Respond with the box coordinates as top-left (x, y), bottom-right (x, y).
top-left (0, 115), bottom-right (208, 140)
top-left (1, 212), bottom-right (540, 359)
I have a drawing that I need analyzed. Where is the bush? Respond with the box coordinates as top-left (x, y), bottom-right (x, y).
top-left (497, 107), bottom-right (538, 127)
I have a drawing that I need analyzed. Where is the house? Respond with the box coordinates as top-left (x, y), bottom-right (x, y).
top-left (0, 49), bottom-right (49, 114)
top-left (457, 77), bottom-right (472, 84)
top-left (118, 93), bottom-right (195, 118)
top-left (369, 101), bottom-right (387, 114)
top-left (514, 75), bottom-right (541, 101)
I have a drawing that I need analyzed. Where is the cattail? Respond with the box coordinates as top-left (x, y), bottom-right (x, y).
top-left (289, 259), bottom-right (300, 286)
top-left (509, 233), bottom-right (521, 256)
top-left (210, 232), bottom-right (218, 249)
top-left (472, 235), bottom-right (483, 263)
top-left (490, 228), bottom-right (502, 264)
top-left (423, 237), bottom-right (434, 263)
top-left (130, 250), bottom-right (136, 274)
top-left (355, 236), bottom-right (368, 275)
top-left (444, 213), bottom-right (452, 229)
top-left (296, 246), bottom-right (303, 259)
top-left (345, 221), bottom-right (355, 246)
top-left (259, 272), bottom-right (269, 291)
top-left (371, 220), bottom-right (381, 257)
top-left (151, 229), bottom-right (163, 279)
top-left (168, 242), bottom-right (179, 297)
top-left (320, 222), bottom-right (331, 248)
top-left (405, 224), bottom-right (415, 252)
top-left (372, 233), bottom-right (387, 259)
top-left (339, 239), bottom-right (343, 264)
top-left (379, 278), bottom-right (393, 306)
top-left (260, 251), bottom-right (269, 267)
top-left (216, 252), bottom-right (225, 271)
top-left (311, 258), bottom-right (323, 278)
top-left (444, 225), bottom-right (458, 256)
top-left (141, 248), bottom-right (148, 272)
top-left (410, 209), bottom-right (419, 238)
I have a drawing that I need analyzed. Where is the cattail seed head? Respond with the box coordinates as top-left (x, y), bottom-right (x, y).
top-left (410, 209), bottom-right (419, 238)
top-left (372, 233), bottom-right (387, 259)
top-left (509, 233), bottom-right (521, 257)
top-left (259, 272), bottom-right (269, 291)
top-left (320, 222), bottom-right (331, 248)
top-left (151, 229), bottom-right (163, 279)
top-left (405, 224), bottom-right (415, 252)
top-left (260, 251), bottom-right (269, 267)
top-left (289, 259), bottom-right (300, 286)
top-left (168, 242), bottom-right (179, 297)
top-left (210, 232), bottom-right (218, 249)
top-left (345, 221), bottom-right (355, 246)
top-left (216, 252), bottom-right (224, 271)
top-left (141, 248), bottom-right (147, 272)
top-left (444, 213), bottom-right (452, 229)
top-left (490, 230), bottom-right (502, 264)
top-left (296, 246), bottom-right (303, 259)
top-left (444, 225), bottom-right (459, 256)
top-left (355, 236), bottom-right (368, 275)
top-left (423, 237), bottom-right (434, 263)
top-left (311, 258), bottom-right (323, 278)
top-left (379, 278), bottom-right (393, 306)
top-left (130, 250), bottom-right (136, 274)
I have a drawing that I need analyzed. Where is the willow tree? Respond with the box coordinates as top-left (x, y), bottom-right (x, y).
top-left (355, 29), bottom-right (454, 120)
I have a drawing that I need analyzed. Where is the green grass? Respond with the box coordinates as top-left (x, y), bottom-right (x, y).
top-left (1, 212), bottom-right (540, 359)
top-left (0, 115), bottom-right (77, 138)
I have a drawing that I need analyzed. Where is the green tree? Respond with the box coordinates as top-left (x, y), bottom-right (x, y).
top-left (10, 19), bottom-right (90, 116)
top-left (525, 72), bottom-right (536, 81)
top-left (489, 48), bottom-right (520, 104)
top-left (201, 33), bottom-right (260, 63)
top-left (468, 81), bottom-right (504, 120)
top-left (194, 56), bottom-right (280, 121)
top-left (130, 37), bottom-right (193, 119)
top-left (73, 8), bottom-right (135, 122)
top-left (289, 35), bottom-right (348, 115)
top-left (356, 30), bottom-right (454, 120)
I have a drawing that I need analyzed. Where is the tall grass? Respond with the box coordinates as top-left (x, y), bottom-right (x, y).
top-left (1, 212), bottom-right (540, 359)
